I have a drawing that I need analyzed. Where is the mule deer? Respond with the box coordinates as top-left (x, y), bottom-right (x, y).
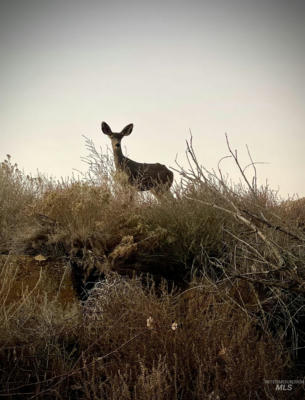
top-left (101, 122), bottom-right (173, 194)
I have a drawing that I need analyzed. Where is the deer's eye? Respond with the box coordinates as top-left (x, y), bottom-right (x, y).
top-left (115, 143), bottom-right (120, 147)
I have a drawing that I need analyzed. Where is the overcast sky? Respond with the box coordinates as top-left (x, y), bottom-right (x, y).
top-left (1, 0), bottom-right (304, 198)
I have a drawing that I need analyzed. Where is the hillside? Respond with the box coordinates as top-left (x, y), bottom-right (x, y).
top-left (0, 139), bottom-right (305, 399)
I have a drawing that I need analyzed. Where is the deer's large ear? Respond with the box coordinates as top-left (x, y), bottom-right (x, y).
top-left (101, 121), bottom-right (112, 135)
top-left (121, 123), bottom-right (133, 136)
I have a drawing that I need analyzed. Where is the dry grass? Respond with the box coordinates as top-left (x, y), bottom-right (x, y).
top-left (0, 156), bottom-right (42, 252)
top-left (0, 267), bottom-right (290, 399)
top-left (0, 137), bottom-right (305, 398)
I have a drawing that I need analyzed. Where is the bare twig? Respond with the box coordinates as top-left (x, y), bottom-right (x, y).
top-left (225, 134), bottom-right (258, 198)
top-left (241, 208), bottom-right (305, 243)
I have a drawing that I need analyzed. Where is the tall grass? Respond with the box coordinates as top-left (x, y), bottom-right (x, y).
top-left (0, 136), bottom-right (304, 398)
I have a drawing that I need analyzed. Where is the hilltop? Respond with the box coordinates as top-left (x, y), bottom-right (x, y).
top-left (0, 138), bottom-right (305, 399)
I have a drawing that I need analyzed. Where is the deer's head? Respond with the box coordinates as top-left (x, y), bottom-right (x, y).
top-left (101, 122), bottom-right (133, 151)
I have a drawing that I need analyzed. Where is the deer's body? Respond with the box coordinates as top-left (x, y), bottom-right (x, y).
top-left (102, 122), bottom-right (173, 192)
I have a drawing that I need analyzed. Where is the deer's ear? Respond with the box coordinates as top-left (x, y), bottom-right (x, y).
top-left (101, 122), bottom-right (112, 135)
top-left (121, 123), bottom-right (133, 136)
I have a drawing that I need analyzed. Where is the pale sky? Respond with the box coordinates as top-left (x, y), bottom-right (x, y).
top-left (1, 0), bottom-right (305, 198)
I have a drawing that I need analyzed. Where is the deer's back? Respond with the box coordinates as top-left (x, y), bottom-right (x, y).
top-left (122, 158), bottom-right (173, 190)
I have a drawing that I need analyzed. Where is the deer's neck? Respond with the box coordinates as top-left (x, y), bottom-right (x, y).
top-left (112, 145), bottom-right (126, 170)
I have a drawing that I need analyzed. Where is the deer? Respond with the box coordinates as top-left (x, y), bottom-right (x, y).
top-left (101, 121), bottom-right (174, 195)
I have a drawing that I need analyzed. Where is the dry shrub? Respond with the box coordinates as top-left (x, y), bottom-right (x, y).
top-left (74, 274), bottom-right (289, 400)
top-left (19, 178), bottom-right (142, 260)
top-left (0, 156), bottom-right (42, 252)
top-left (138, 188), bottom-right (229, 280)
top-left (0, 256), bottom-right (80, 398)
top-left (0, 271), bottom-right (295, 399)
top-left (278, 197), bottom-right (305, 232)
top-left (35, 182), bottom-right (111, 236)
top-left (1, 136), bottom-right (305, 398)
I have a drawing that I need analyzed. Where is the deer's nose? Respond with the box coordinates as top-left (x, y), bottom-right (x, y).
top-left (115, 143), bottom-right (120, 147)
